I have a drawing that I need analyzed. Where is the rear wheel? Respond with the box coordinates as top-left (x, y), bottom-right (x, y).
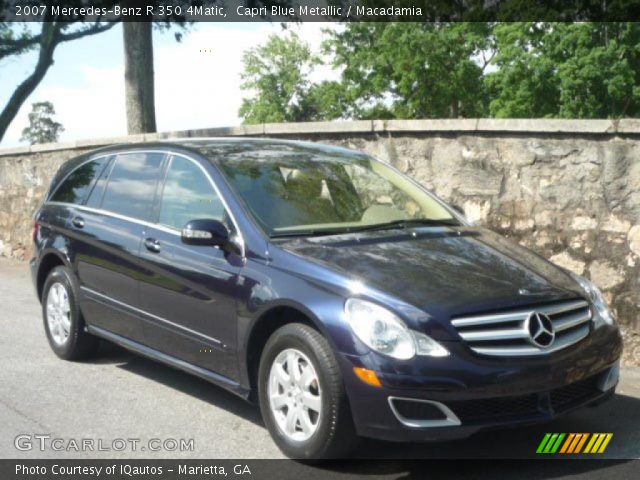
top-left (42, 266), bottom-right (99, 360)
top-left (258, 323), bottom-right (358, 459)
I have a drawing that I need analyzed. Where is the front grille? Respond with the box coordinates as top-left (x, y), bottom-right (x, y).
top-left (550, 375), bottom-right (601, 412)
top-left (448, 394), bottom-right (539, 423)
top-left (446, 373), bottom-right (602, 424)
top-left (451, 299), bottom-right (591, 356)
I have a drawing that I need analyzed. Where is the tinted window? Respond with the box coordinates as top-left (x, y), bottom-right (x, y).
top-left (101, 153), bottom-right (164, 221)
top-left (217, 152), bottom-right (455, 236)
top-left (50, 157), bottom-right (108, 204)
top-left (85, 156), bottom-right (113, 208)
top-left (159, 155), bottom-right (225, 230)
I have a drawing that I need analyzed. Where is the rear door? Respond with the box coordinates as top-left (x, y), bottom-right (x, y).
top-left (46, 156), bottom-right (111, 242)
top-left (137, 154), bottom-right (242, 380)
top-left (45, 155), bottom-right (111, 280)
top-left (69, 151), bottom-right (166, 343)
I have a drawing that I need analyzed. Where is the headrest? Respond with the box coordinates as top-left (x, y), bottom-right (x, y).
top-left (286, 169), bottom-right (323, 198)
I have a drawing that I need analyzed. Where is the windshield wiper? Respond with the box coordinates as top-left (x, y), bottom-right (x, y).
top-left (351, 218), bottom-right (461, 233)
top-left (270, 228), bottom-right (356, 238)
top-left (270, 218), bottom-right (460, 238)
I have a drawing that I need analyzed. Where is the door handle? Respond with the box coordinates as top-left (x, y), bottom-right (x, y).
top-left (71, 216), bottom-right (85, 229)
top-left (144, 238), bottom-right (161, 253)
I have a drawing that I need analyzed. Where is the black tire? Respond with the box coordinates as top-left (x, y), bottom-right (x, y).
top-left (42, 266), bottom-right (99, 360)
top-left (258, 323), bottom-right (358, 459)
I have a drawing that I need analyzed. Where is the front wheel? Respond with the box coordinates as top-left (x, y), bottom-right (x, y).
top-left (258, 323), bottom-right (358, 459)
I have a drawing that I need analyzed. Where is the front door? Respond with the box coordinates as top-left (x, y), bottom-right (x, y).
top-left (137, 154), bottom-right (243, 380)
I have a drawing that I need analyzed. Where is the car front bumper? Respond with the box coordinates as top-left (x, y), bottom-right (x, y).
top-left (338, 325), bottom-right (622, 442)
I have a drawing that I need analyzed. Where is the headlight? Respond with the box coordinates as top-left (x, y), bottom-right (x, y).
top-left (569, 273), bottom-right (616, 326)
top-left (344, 298), bottom-right (449, 359)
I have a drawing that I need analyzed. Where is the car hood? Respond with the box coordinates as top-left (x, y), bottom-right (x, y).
top-left (275, 227), bottom-right (583, 322)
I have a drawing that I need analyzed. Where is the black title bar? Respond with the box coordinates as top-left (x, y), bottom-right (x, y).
top-left (1, 0), bottom-right (640, 22)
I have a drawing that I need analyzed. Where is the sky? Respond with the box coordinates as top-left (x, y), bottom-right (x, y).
top-left (0, 22), bottom-right (336, 147)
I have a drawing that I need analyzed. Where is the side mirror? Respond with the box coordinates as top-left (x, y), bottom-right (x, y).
top-left (181, 219), bottom-right (229, 247)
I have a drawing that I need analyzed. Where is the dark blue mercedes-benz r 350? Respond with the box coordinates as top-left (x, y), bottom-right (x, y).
top-left (31, 138), bottom-right (622, 458)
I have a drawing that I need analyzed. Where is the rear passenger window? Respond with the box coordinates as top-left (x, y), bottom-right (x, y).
top-left (85, 156), bottom-right (113, 208)
top-left (101, 153), bottom-right (165, 221)
top-left (159, 155), bottom-right (225, 230)
top-left (50, 157), bottom-right (108, 204)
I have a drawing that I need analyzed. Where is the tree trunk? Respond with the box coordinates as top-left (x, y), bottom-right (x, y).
top-left (450, 100), bottom-right (459, 118)
top-left (0, 23), bottom-right (60, 143)
top-left (123, 22), bottom-right (156, 134)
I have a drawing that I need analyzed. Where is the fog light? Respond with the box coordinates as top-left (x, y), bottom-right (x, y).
top-left (353, 367), bottom-right (382, 387)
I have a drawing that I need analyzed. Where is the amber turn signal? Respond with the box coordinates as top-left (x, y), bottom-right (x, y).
top-left (353, 367), bottom-right (382, 387)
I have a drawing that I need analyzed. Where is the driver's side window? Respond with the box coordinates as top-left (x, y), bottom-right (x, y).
top-left (159, 155), bottom-right (225, 230)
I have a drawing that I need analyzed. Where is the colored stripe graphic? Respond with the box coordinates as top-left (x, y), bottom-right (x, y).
top-left (574, 433), bottom-right (589, 453)
top-left (567, 433), bottom-right (584, 453)
top-left (537, 433), bottom-right (552, 453)
top-left (584, 433), bottom-right (614, 454)
top-left (536, 433), bottom-right (566, 453)
top-left (550, 433), bottom-right (565, 453)
top-left (584, 433), bottom-right (599, 453)
top-left (559, 433), bottom-right (575, 453)
top-left (544, 433), bottom-right (559, 453)
top-left (592, 433), bottom-right (608, 452)
top-left (537, 433), bottom-right (613, 454)
top-left (597, 433), bottom-right (613, 453)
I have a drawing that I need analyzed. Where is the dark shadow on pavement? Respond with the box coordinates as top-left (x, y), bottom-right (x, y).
top-left (98, 340), bottom-right (265, 428)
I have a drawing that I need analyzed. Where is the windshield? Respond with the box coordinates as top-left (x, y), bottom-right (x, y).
top-left (215, 148), bottom-right (459, 237)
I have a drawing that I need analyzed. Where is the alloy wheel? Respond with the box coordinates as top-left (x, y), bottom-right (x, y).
top-left (46, 282), bottom-right (71, 346)
top-left (268, 348), bottom-right (322, 442)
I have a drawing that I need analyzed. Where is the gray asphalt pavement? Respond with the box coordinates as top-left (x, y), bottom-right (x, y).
top-left (1, 260), bottom-right (639, 461)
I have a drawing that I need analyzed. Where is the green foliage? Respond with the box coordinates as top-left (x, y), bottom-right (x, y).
top-left (484, 23), bottom-right (559, 118)
top-left (20, 101), bottom-right (64, 145)
top-left (324, 23), bottom-right (491, 119)
top-left (487, 23), bottom-right (640, 118)
top-left (239, 33), bottom-right (322, 124)
top-left (239, 22), bottom-right (640, 122)
top-left (0, 23), bottom-right (34, 60)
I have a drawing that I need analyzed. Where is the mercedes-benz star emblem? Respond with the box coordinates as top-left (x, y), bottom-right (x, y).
top-left (525, 312), bottom-right (555, 348)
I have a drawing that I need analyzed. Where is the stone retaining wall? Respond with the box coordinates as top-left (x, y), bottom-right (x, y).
top-left (1, 119), bottom-right (638, 362)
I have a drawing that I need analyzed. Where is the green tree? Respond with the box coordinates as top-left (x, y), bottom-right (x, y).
top-left (487, 22), bottom-right (640, 118)
top-left (303, 81), bottom-right (351, 121)
top-left (241, 22), bottom-right (640, 123)
top-left (20, 101), bottom-right (64, 144)
top-left (239, 32), bottom-right (327, 124)
top-left (324, 23), bottom-right (492, 119)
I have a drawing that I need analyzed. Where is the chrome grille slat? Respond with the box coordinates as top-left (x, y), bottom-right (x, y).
top-left (471, 325), bottom-right (590, 356)
top-left (451, 299), bottom-right (592, 357)
top-left (536, 299), bottom-right (589, 316)
top-left (458, 328), bottom-right (529, 342)
top-left (451, 311), bottom-right (529, 327)
top-left (451, 299), bottom-right (590, 328)
top-left (554, 310), bottom-right (592, 332)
